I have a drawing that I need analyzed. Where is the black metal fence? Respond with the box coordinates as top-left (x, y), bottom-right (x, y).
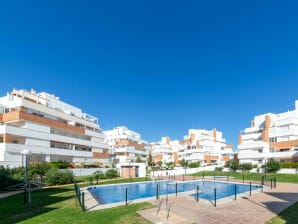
top-left (74, 180), bottom-right (85, 211)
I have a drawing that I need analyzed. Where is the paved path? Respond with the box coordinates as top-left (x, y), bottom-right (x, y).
top-left (138, 182), bottom-right (298, 224)
top-left (0, 190), bottom-right (23, 199)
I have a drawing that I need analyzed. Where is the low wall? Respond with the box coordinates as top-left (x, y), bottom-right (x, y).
top-left (151, 167), bottom-right (298, 176)
top-left (277, 168), bottom-right (298, 174)
top-left (69, 168), bottom-right (116, 176)
top-left (151, 165), bottom-right (218, 177)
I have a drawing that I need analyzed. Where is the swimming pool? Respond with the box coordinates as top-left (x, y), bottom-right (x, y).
top-left (87, 180), bottom-right (262, 205)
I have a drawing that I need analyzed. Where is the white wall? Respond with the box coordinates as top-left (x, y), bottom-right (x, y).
top-left (69, 168), bottom-right (114, 176)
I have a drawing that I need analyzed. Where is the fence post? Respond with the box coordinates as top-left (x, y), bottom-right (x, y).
top-left (274, 177), bottom-right (277, 188)
top-left (203, 173), bottom-right (205, 179)
top-left (96, 176), bottom-right (99, 185)
top-left (249, 182), bottom-right (252, 196)
top-left (126, 187), bottom-right (128, 205)
top-left (175, 182), bottom-right (178, 196)
top-left (214, 188), bottom-right (217, 207)
top-left (270, 178), bottom-right (273, 189)
top-left (196, 186), bottom-right (199, 202)
top-left (234, 184), bottom-right (237, 200)
top-left (156, 184), bottom-right (159, 200)
top-left (242, 174), bottom-right (244, 183)
top-left (261, 176), bottom-right (264, 185)
top-left (81, 192), bottom-right (85, 211)
top-left (78, 190), bottom-right (81, 205)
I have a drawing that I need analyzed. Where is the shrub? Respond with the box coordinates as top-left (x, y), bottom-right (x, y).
top-left (29, 163), bottom-right (52, 183)
top-left (179, 159), bottom-right (188, 168)
top-left (189, 161), bottom-right (200, 168)
top-left (239, 163), bottom-right (253, 172)
top-left (280, 162), bottom-right (298, 169)
top-left (0, 166), bottom-right (11, 190)
top-left (230, 160), bottom-right (239, 172)
top-left (45, 168), bottom-right (74, 185)
top-left (50, 161), bottom-right (71, 169)
top-left (266, 160), bottom-right (281, 173)
top-left (224, 161), bottom-right (230, 168)
top-left (166, 162), bottom-right (174, 169)
top-left (105, 169), bottom-right (118, 178)
top-left (93, 170), bottom-right (106, 179)
top-left (215, 167), bottom-right (223, 172)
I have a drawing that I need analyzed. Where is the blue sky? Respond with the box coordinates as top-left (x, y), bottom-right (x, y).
top-left (0, 1), bottom-right (297, 149)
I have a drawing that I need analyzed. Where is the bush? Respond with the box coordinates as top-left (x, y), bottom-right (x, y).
top-left (224, 161), bottom-right (230, 168)
top-left (0, 166), bottom-right (12, 190)
top-left (50, 161), bottom-right (71, 169)
top-left (105, 169), bottom-right (118, 178)
top-left (239, 163), bottom-right (253, 172)
top-left (266, 160), bottom-right (281, 173)
top-left (0, 166), bottom-right (25, 190)
top-left (230, 160), bottom-right (239, 172)
top-left (215, 167), bottom-right (223, 172)
top-left (45, 168), bottom-right (74, 185)
top-left (93, 170), bottom-right (106, 179)
top-left (280, 162), bottom-right (298, 168)
top-left (29, 163), bottom-right (52, 182)
top-left (189, 161), bottom-right (200, 168)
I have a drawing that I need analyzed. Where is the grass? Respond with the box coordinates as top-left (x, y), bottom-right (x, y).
top-left (75, 176), bottom-right (151, 188)
top-left (266, 202), bottom-right (298, 224)
top-left (0, 184), bottom-right (153, 224)
top-left (192, 171), bottom-right (298, 184)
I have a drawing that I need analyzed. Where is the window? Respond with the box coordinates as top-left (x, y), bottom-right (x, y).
top-left (258, 149), bottom-right (263, 153)
top-left (0, 136), bottom-right (3, 143)
top-left (269, 137), bottom-right (277, 143)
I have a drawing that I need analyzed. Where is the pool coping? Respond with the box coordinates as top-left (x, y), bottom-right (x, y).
top-left (81, 179), bottom-right (266, 211)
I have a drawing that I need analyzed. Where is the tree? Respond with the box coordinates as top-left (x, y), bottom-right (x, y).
top-left (157, 161), bottom-right (163, 168)
top-left (239, 163), bottom-right (253, 173)
top-left (30, 163), bottom-right (52, 183)
top-left (93, 170), bottom-right (105, 179)
top-left (105, 169), bottom-right (119, 178)
top-left (230, 160), bottom-right (239, 172)
top-left (148, 151), bottom-right (153, 166)
top-left (166, 162), bottom-right (174, 169)
top-left (179, 159), bottom-right (188, 168)
top-left (135, 156), bottom-right (142, 163)
top-left (189, 161), bottom-right (200, 168)
top-left (266, 160), bottom-right (281, 173)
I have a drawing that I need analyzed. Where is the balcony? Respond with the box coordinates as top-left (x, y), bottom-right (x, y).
top-left (238, 141), bottom-right (268, 150)
top-left (0, 143), bottom-right (93, 158)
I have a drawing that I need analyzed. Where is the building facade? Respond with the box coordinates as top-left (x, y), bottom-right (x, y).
top-left (104, 126), bottom-right (149, 163)
top-left (178, 128), bottom-right (233, 166)
top-left (0, 89), bottom-right (109, 167)
top-left (238, 100), bottom-right (298, 166)
top-left (150, 136), bottom-right (182, 165)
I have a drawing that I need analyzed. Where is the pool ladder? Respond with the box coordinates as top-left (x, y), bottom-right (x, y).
top-left (155, 197), bottom-right (174, 221)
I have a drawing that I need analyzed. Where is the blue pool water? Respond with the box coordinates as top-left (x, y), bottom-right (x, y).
top-left (87, 180), bottom-right (261, 204)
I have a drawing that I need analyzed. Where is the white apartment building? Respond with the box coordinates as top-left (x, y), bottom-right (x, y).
top-left (178, 128), bottom-right (233, 166)
top-left (150, 136), bottom-right (183, 165)
top-left (238, 100), bottom-right (298, 166)
top-left (104, 126), bottom-right (149, 163)
top-left (0, 89), bottom-right (109, 167)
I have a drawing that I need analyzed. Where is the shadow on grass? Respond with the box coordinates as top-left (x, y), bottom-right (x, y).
top-left (0, 186), bottom-right (74, 224)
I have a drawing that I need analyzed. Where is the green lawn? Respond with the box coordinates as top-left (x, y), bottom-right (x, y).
top-left (75, 176), bottom-right (151, 188)
top-left (192, 171), bottom-right (298, 184)
top-left (266, 202), bottom-right (298, 224)
top-left (0, 184), bottom-right (153, 224)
